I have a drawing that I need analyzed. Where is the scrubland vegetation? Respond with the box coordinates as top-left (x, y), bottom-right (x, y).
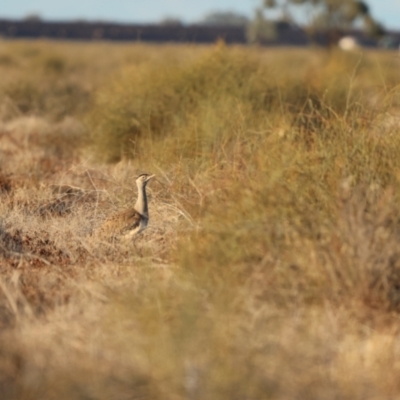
top-left (1, 39), bottom-right (400, 399)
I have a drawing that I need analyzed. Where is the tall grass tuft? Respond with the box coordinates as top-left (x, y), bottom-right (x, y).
top-left (89, 44), bottom-right (283, 161)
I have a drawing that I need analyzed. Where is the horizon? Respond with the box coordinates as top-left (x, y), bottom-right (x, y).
top-left (1, 0), bottom-right (400, 30)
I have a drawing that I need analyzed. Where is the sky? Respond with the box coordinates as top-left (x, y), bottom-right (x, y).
top-left (1, 0), bottom-right (400, 30)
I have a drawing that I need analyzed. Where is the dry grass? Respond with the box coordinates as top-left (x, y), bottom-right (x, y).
top-left (1, 39), bottom-right (400, 399)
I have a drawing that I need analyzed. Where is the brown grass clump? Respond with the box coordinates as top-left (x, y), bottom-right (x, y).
top-left (89, 44), bottom-right (288, 162)
top-left (1, 39), bottom-right (400, 399)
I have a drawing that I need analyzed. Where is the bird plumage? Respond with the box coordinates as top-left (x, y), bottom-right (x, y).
top-left (96, 174), bottom-right (155, 240)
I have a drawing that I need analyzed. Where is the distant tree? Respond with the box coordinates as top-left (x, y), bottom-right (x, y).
top-left (199, 11), bottom-right (250, 27)
top-left (261, 0), bottom-right (385, 45)
top-left (247, 8), bottom-right (278, 44)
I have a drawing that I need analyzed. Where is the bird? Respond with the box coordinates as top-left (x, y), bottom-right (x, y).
top-left (96, 173), bottom-right (155, 240)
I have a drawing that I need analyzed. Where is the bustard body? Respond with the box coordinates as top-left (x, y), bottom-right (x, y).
top-left (97, 174), bottom-right (155, 239)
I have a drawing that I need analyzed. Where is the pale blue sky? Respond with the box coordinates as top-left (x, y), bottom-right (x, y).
top-left (1, 0), bottom-right (400, 30)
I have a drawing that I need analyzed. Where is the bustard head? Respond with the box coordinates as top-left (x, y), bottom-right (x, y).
top-left (136, 174), bottom-right (155, 188)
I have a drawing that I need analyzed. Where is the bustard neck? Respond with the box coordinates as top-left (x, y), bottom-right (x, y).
top-left (134, 184), bottom-right (148, 216)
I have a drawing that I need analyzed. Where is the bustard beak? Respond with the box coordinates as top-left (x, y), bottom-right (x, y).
top-left (146, 174), bottom-right (156, 182)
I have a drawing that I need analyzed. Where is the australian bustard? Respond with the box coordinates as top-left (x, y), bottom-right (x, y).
top-left (97, 173), bottom-right (155, 239)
